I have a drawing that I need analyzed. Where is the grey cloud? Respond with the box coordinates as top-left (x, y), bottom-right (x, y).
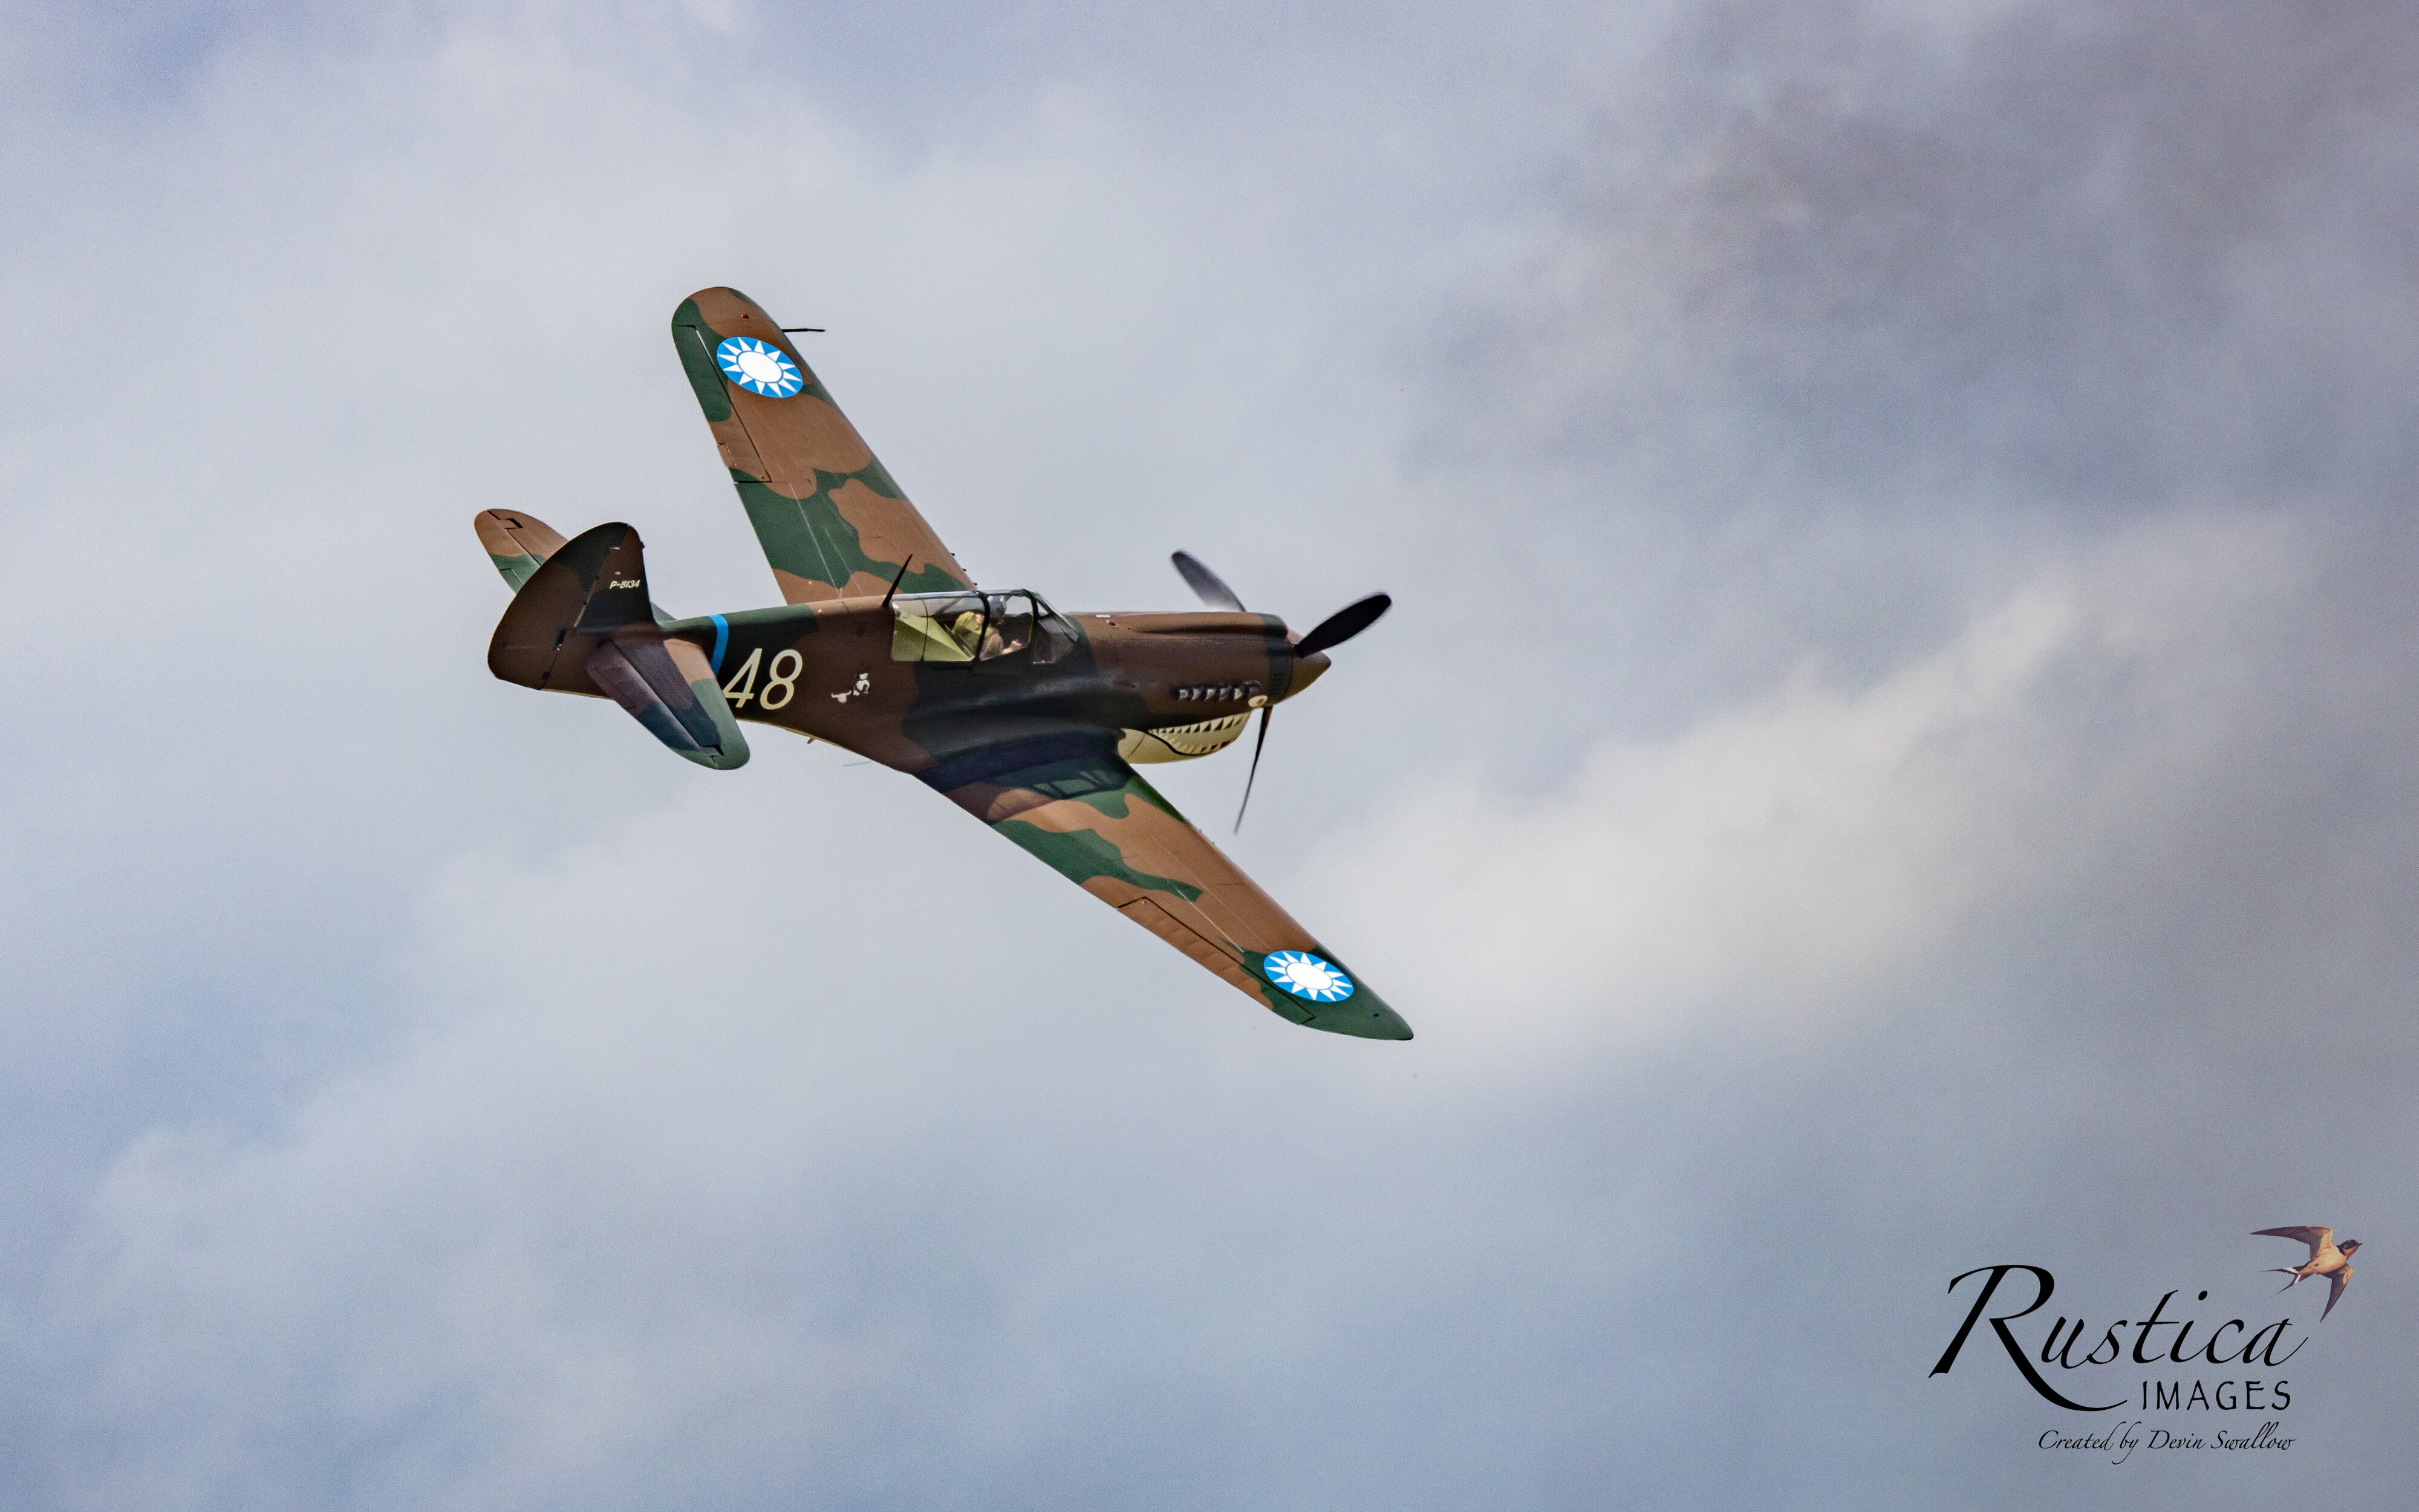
top-left (1479, 0), bottom-right (2419, 511)
top-left (5, 1), bottom-right (2418, 1508)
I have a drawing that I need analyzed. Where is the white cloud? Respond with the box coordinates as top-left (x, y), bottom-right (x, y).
top-left (1310, 513), bottom-right (2294, 1064)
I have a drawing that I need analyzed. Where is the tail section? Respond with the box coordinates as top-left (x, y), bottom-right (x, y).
top-left (486, 521), bottom-right (749, 770)
top-left (587, 637), bottom-right (748, 770)
top-left (475, 510), bottom-right (569, 591)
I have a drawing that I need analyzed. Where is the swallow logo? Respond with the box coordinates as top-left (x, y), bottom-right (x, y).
top-left (715, 336), bottom-right (804, 398)
top-left (1930, 1227), bottom-right (2368, 1444)
top-left (2255, 1227), bottom-right (2361, 1320)
top-left (1263, 950), bottom-right (1353, 1002)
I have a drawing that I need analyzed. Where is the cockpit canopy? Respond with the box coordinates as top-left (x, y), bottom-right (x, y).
top-left (890, 590), bottom-right (1076, 664)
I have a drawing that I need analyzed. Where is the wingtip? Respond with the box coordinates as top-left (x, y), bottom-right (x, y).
top-left (1300, 1002), bottom-right (1415, 1041)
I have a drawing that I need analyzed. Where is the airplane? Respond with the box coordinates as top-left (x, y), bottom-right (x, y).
top-left (475, 287), bottom-right (1410, 1040)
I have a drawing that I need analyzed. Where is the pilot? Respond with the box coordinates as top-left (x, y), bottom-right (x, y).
top-left (949, 609), bottom-right (983, 657)
top-left (980, 613), bottom-right (1029, 660)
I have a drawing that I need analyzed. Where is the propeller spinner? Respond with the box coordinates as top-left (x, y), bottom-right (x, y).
top-left (1170, 552), bottom-right (1391, 829)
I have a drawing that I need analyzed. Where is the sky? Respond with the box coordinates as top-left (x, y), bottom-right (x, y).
top-left (2, 0), bottom-right (2415, 1505)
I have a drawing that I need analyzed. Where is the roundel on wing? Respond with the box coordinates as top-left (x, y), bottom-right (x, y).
top-left (715, 336), bottom-right (805, 398)
top-left (1263, 950), bottom-right (1355, 1002)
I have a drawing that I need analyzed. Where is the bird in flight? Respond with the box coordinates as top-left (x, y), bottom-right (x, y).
top-left (2253, 1226), bottom-right (2362, 1320)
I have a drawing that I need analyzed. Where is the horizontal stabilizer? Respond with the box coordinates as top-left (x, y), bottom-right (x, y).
top-left (487, 522), bottom-right (748, 770)
top-left (474, 510), bottom-right (568, 591)
top-left (586, 637), bottom-right (750, 770)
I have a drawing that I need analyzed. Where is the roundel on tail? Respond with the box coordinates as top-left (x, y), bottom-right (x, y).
top-left (715, 336), bottom-right (804, 398)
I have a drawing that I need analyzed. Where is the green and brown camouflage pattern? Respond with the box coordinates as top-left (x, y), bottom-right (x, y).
top-left (486, 519), bottom-right (747, 770)
top-left (475, 510), bottom-right (567, 591)
top-left (671, 288), bottom-right (971, 603)
top-left (474, 287), bottom-right (1406, 1039)
top-left (931, 741), bottom-right (1400, 1035)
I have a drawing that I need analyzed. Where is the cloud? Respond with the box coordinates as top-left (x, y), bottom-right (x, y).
top-left (7, 0), bottom-right (2419, 1507)
top-left (1312, 513), bottom-right (2294, 1065)
top-left (33, 498), bottom-right (2349, 1507)
top-left (1471, 0), bottom-right (2419, 513)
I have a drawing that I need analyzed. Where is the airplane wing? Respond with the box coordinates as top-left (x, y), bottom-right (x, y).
top-left (920, 736), bottom-right (1411, 1040)
top-left (2255, 1227), bottom-right (2331, 1257)
top-left (671, 287), bottom-right (974, 605)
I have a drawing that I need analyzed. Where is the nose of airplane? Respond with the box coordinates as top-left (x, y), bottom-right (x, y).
top-left (1284, 647), bottom-right (1332, 698)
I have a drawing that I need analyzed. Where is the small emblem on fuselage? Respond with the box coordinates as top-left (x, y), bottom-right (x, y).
top-left (715, 337), bottom-right (804, 398)
top-left (1263, 950), bottom-right (1354, 1002)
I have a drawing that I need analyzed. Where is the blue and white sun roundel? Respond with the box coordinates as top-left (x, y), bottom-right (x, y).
top-left (1263, 950), bottom-right (1355, 1003)
top-left (715, 336), bottom-right (804, 398)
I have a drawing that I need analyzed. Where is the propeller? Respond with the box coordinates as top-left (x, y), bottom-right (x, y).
top-left (1169, 553), bottom-right (1391, 830)
top-left (1170, 550), bottom-right (1246, 612)
top-left (1294, 592), bottom-right (1392, 658)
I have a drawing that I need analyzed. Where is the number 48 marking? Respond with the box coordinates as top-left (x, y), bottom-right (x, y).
top-left (721, 648), bottom-right (802, 711)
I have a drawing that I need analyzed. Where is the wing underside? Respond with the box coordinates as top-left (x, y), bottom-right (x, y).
top-left (2254, 1226), bottom-right (2331, 1257)
top-left (671, 287), bottom-right (972, 605)
top-left (922, 736), bottom-right (1409, 1039)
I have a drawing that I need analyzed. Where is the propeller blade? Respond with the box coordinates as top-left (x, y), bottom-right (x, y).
top-left (1294, 592), bottom-right (1392, 658)
top-left (1171, 551), bottom-right (1246, 612)
top-left (1234, 706), bottom-right (1272, 832)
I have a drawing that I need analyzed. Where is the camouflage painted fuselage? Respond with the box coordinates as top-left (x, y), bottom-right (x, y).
top-left (682, 602), bottom-right (1324, 769)
top-left (477, 287), bottom-right (1405, 1040)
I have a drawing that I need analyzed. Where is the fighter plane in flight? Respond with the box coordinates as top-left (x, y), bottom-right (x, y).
top-left (476, 287), bottom-right (1408, 1040)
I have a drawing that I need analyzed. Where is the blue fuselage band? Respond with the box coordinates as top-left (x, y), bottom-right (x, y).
top-left (709, 614), bottom-right (730, 675)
